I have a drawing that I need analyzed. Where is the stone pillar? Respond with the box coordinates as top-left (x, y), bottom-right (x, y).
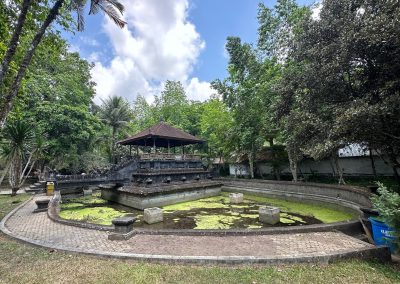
top-left (34, 198), bottom-right (51, 213)
top-left (108, 216), bottom-right (137, 240)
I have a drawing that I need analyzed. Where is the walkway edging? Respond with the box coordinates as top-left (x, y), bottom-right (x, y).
top-left (0, 198), bottom-right (392, 265)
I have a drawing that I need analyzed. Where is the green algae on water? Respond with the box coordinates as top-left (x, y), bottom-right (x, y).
top-left (240, 194), bottom-right (356, 223)
top-left (194, 214), bottom-right (241, 229)
top-left (59, 205), bottom-right (127, 225)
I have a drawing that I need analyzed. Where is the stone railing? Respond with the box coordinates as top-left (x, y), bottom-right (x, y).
top-left (140, 153), bottom-right (201, 161)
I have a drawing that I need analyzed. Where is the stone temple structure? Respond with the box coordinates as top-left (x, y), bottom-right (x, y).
top-left (101, 121), bottom-right (222, 209)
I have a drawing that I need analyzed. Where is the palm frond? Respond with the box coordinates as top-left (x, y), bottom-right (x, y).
top-left (91, 0), bottom-right (126, 28)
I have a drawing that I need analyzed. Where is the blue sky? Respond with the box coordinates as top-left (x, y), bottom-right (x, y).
top-left (64, 0), bottom-right (315, 103)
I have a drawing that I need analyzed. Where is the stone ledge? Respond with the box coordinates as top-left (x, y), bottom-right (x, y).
top-left (217, 178), bottom-right (371, 197)
top-left (108, 230), bottom-right (137, 241)
top-left (112, 217), bottom-right (136, 226)
top-left (47, 192), bottom-right (113, 232)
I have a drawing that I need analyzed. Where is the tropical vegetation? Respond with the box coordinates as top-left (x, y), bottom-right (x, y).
top-left (1, 0), bottom-right (400, 194)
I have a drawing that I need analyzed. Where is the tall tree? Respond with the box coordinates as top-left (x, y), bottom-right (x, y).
top-left (212, 37), bottom-right (268, 178)
top-left (0, 119), bottom-right (36, 195)
top-left (200, 96), bottom-right (233, 162)
top-left (98, 96), bottom-right (132, 163)
top-left (12, 34), bottom-right (101, 172)
top-left (276, 0), bottom-right (400, 183)
top-left (154, 81), bottom-right (189, 129)
top-left (0, 0), bottom-right (126, 127)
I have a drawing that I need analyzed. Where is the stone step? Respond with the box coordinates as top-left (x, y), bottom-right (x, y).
top-left (25, 187), bottom-right (44, 193)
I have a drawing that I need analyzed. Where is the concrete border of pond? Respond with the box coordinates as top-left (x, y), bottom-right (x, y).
top-left (50, 179), bottom-right (372, 236)
top-left (1, 191), bottom-right (391, 265)
top-left (47, 192), bottom-right (113, 232)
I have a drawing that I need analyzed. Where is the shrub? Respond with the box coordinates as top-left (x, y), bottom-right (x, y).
top-left (371, 182), bottom-right (400, 250)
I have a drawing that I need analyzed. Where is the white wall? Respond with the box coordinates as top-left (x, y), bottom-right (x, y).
top-left (229, 164), bottom-right (250, 177)
top-left (231, 156), bottom-right (394, 177)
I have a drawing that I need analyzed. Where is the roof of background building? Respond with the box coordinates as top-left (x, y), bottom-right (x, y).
top-left (118, 121), bottom-right (204, 147)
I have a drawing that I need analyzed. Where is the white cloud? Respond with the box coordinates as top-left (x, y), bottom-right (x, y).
top-left (90, 0), bottom-right (211, 104)
top-left (186, 78), bottom-right (215, 101)
top-left (80, 36), bottom-right (99, 47)
top-left (311, 2), bottom-right (322, 21)
top-left (68, 44), bottom-right (80, 53)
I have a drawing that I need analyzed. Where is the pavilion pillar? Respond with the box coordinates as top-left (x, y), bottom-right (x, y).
top-left (167, 140), bottom-right (170, 154)
top-left (152, 138), bottom-right (156, 153)
top-left (136, 146), bottom-right (139, 156)
top-left (129, 145), bottom-right (132, 156)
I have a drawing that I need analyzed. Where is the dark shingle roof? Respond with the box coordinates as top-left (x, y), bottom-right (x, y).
top-left (118, 122), bottom-right (204, 147)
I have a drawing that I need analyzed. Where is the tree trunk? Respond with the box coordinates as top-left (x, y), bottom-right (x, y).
top-left (0, 0), bottom-right (65, 128)
top-left (332, 152), bottom-right (345, 185)
top-left (9, 155), bottom-right (22, 196)
top-left (329, 155), bottom-right (337, 177)
top-left (248, 151), bottom-right (255, 179)
top-left (21, 160), bottom-right (36, 187)
top-left (111, 128), bottom-right (117, 163)
top-left (288, 155), bottom-right (298, 182)
top-left (0, 0), bottom-right (32, 86)
top-left (388, 154), bottom-right (400, 185)
top-left (369, 148), bottom-right (377, 178)
top-left (11, 187), bottom-right (19, 196)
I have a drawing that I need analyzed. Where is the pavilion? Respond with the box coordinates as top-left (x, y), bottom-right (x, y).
top-left (118, 121), bottom-right (204, 159)
top-left (102, 122), bottom-right (221, 209)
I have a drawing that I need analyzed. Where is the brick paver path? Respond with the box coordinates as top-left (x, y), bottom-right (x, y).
top-left (2, 197), bottom-right (375, 261)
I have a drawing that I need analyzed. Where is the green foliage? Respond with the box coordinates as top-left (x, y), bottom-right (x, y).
top-left (200, 97), bottom-right (233, 161)
top-left (273, 0), bottom-right (400, 182)
top-left (212, 36), bottom-right (282, 177)
top-left (0, 119), bottom-right (40, 192)
top-left (371, 183), bottom-right (400, 248)
top-left (5, 32), bottom-right (102, 173)
top-left (0, 0), bottom-right (126, 127)
top-left (154, 81), bottom-right (188, 128)
top-left (98, 96), bottom-right (132, 163)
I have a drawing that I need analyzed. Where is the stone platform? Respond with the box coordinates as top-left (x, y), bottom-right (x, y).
top-left (0, 197), bottom-right (391, 264)
top-left (101, 181), bottom-right (222, 210)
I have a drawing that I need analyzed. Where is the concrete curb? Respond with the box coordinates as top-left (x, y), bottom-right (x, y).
top-left (47, 192), bottom-right (113, 231)
top-left (0, 198), bottom-right (392, 265)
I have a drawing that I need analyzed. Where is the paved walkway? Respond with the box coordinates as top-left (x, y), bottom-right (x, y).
top-left (0, 197), bottom-right (386, 264)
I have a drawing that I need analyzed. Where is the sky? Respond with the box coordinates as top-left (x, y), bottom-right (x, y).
top-left (64, 0), bottom-right (315, 104)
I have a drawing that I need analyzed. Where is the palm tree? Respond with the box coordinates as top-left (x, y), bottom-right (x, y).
top-left (98, 96), bottom-right (132, 163)
top-left (0, 0), bottom-right (126, 128)
top-left (1, 120), bottom-right (35, 196)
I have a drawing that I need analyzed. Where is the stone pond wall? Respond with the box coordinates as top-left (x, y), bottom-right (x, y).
top-left (220, 178), bottom-right (372, 212)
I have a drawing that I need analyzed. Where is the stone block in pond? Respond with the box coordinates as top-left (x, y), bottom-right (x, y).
top-left (229, 193), bottom-right (243, 204)
top-left (259, 206), bottom-right (280, 225)
top-left (144, 207), bottom-right (163, 224)
top-left (83, 188), bottom-right (93, 196)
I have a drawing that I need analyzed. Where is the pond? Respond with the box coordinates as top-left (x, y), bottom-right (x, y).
top-left (59, 192), bottom-right (357, 230)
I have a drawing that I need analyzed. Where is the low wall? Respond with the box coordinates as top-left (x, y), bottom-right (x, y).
top-left (220, 178), bottom-right (371, 213)
top-left (48, 192), bottom-right (113, 231)
top-left (102, 187), bottom-right (221, 210)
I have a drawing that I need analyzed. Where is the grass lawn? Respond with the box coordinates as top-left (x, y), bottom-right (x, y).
top-left (0, 195), bottom-right (399, 283)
